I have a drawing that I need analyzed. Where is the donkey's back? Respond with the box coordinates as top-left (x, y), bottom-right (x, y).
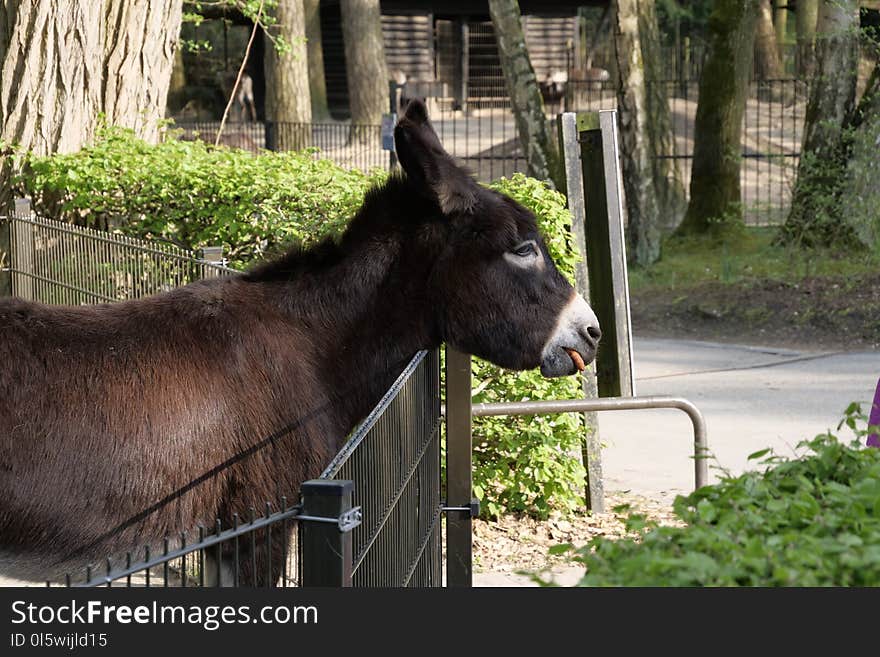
top-left (0, 278), bottom-right (334, 580)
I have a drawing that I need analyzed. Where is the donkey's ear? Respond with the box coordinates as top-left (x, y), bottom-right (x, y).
top-left (394, 99), bottom-right (478, 215)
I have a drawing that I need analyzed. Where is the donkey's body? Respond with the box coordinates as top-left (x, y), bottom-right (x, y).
top-left (0, 101), bottom-right (600, 583)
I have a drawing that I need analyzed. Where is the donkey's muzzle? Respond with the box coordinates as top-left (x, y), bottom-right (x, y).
top-left (539, 293), bottom-right (600, 378)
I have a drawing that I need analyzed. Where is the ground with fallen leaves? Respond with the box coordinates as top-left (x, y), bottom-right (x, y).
top-left (471, 491), bottom-right (683, 577)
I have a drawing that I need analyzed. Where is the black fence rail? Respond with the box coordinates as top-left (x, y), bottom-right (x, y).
top-left (62, 500), bottom-right (305, 588)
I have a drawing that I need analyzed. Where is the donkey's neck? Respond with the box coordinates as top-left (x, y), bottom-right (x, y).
top-left (245, 181), bottom-right (441, 438)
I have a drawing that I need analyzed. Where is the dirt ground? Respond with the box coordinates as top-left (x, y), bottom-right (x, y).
top-left (631, 273), bottom-right (880, 352)
top-left (472, 491), bottom-right (683, 577)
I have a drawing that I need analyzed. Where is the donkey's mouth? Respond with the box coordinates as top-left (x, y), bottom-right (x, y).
top-left (565, 348), bottom-right (586, 372)
top-left (540, 346), bottom-right (594, 377)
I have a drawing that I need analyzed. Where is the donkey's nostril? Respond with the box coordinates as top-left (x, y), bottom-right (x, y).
top-left (587, 324), bottom-right (602, 343)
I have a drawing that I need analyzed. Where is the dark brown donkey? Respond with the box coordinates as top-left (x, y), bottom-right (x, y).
top-left (0, 100), bottom-right (600, 584)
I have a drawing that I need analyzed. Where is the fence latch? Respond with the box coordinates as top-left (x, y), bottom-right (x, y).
top-left (441, 499), bottom-right (480, 518)
top-left (298, 505), bottom-right (362, 532)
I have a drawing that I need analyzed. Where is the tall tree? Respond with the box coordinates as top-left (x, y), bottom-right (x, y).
top-left (304, 0), bottom-right (330, 120)
top-left (773, 0), bottom-right (788, 53)
top-left (796, 0), bottom-right (819, 77)
top-left (676, 0), bottom-right (759, 238)
top-left (779, 0), bottom-right (861, 247)
top-left (488, 0), bottom-right (561, 188)
top-left (0, 0), bottom-right (183, 295)
top-left (613, 0), bottom-right (687, 265)
top-left (264, 0), bottom-right (312, 150)
top-left (756, 0), bottom-right (784, 79)
top-left (340, 0), bottom-right (388, 141)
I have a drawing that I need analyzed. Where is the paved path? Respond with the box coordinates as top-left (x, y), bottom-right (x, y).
top-left (598, 338), bottom-right (880, 504)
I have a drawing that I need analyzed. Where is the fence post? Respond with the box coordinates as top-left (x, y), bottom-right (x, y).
top-left (577, 110), bottom-right (635, 398)
top-left (558, 113), bottom-right (605, 513)
top-left (264, 121), bottom-right (276, 152)
top-left (300, 479), bottom-right (355, 587)
top-left (445, 346), bottom-right (472, 587)
top-left (200, 245), bottom-right (225, 279)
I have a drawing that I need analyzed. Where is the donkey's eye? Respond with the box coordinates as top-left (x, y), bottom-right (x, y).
top-left (512, 241), bottom-right (537, 257)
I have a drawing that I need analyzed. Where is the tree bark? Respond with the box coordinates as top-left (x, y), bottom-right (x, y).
top-left (340, 0), bottom-right (388, 141)
top-left (102, 2), bottom-right (183, 143)
top-left (676, 0), bottom-right (759, 238)
top-left (796, 0), bottom-right (819, 78)
top-left (304, 0), bottom-right (330, 121)
top-left (0, 0), bottom-right (183, 294)
top-left (779, 0), bottom-right (861, 247)
top-left (756, 0), bottom-right (784, 79)
top-left (264, 0), bottom-right (312, 150)
top-left (488, 0), bottom-right (561, 188)
top-left (773, 0), bottom-right (788, 53)
top-left (613, 0), bottom-right (686, 265)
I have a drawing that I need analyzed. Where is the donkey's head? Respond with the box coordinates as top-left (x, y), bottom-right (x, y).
top-left (394, 100), bottom-right (601, 377)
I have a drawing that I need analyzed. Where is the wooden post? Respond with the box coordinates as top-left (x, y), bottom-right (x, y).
top-left (445, 346), bottom-right (472, 587)
top-left (558, 112), bottom-right (604, 513)
top-left (577, 110), bottom-right (634, 398)
top-left (300, 479), bottom-right (355, 587)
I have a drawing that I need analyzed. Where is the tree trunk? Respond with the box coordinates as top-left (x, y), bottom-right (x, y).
top-left (640, 2), bottom-right (686, 230)
top-left (102, 2), bottom-right (183, 143)
top-left (839, 62), bottom-right (880, 248)
top-left (264, 0), bottom-right (312, 150)
top-left (676, 0), bottom-right (759, 238)
top-left (613, 0), bottom-right (686, 265)
top-left (340, 0), bottom-right (388, 142)
top-left (488, 0), bottom-right (561, 188)
top-left (796, 0), bottom-right (819, 78)
top-left (773, 0), bottom-right (788, 54)
top-left (304, 0), bottom-right (330, 121)
top-left (0, 0), bottom-right (183, 294)
top-left (779, 0), bottom-right (860, 247)
top-left (756, 0), bottom-right (784, 79)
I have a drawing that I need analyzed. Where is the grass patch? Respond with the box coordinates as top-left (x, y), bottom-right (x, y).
top-left (629, 228), bottom-right (880, 293)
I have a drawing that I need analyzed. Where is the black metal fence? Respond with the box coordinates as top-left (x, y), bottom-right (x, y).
top-left (565, 78), bottom-right (807, 225)
top-left (3, 213), bottom-right (232, 304)
top-left (173, 120), bottom-right (388, 172)
top-left (52, 349), bottom-right (440, 588)
top-left (320, 349), bottom-right (443, 587)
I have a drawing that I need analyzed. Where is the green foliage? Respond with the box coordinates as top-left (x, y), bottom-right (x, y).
top-left (476, 175), bottom-right (588, 519)
top-left (19, 134), bottom-right (589, 520)
top-left (544, 409), bottom-right (880, 586)
top-left (20, 125), bottom-right (386, 267)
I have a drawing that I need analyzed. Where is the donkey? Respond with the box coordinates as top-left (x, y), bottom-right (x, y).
top-left (0, 100), bottom-right (600, 585)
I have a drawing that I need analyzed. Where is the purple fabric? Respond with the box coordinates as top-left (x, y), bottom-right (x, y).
top-left (869, 378), bottom-right (880, 448)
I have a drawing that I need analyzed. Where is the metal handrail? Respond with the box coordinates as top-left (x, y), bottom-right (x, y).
top-left (470, 396), bottom-right (709, 491)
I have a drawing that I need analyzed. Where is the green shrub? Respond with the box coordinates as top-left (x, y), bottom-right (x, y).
top-left (547, 409), bottom-right (880, 586)
top-left (19, 131), bottom-right (589, 520)
top-left (20, 125), bottom-right (386, 267)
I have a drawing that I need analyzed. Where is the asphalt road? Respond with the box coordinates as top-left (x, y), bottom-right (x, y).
top-left (599, 338), bottom-right (880, 503)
